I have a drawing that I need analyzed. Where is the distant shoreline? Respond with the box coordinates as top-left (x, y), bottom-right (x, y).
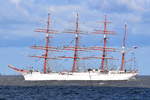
top-left (0, 75), bottom-right (149, 88)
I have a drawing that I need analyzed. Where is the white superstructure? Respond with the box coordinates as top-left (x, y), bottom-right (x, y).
top-left (22, 70), bottom-right (137, 81)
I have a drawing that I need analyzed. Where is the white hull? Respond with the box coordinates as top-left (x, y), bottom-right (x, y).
top-left (22, 71), bottom-right (138, 81)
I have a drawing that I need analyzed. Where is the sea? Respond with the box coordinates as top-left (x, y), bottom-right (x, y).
top-left (0, 76), bottom-right (150, 100)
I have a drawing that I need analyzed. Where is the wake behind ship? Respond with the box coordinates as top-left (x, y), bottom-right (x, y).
top-left (8, 13), bottom-right (138, 81)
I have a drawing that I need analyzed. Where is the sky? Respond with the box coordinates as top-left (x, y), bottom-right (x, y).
top-left (0, 0), bottom-right (150, 75)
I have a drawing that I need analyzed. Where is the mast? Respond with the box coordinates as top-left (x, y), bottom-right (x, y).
top-left (62, 15), bottom-right (116, 72)
top-left (100, 16), bottom-right (116, 71)
top-left (100, 15), bottom-right (108, 71)
top-left (61, 13), bottom-right (84, 72)
top-left (120, 24), bottom-right (127, 71)
top-left (92, 15), bottom-right (115, 71)
top-left (43, 13), bottom-right (50, 73)
top-left (72, 13), bottom-right (80, 72)
top-left (31, 13), bottom-right (58, 73)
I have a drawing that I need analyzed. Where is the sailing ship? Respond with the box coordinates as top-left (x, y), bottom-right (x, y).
top-left (8, 13), bottom-right (138, 81)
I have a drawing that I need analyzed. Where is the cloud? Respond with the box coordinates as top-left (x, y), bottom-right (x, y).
top-left (118, 0), bottom-right (150, 12)
top-left (49, 5), bottom-right (81, 13)
top-left (0, 0), bottom-right (150, 45)
top-left (9, 0), bottom-right (21, 5)
top-left (87, 0), bottom-right (150, 13)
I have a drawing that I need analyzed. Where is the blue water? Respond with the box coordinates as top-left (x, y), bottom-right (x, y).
top-left (0, 86), bottom-right (150, 100)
